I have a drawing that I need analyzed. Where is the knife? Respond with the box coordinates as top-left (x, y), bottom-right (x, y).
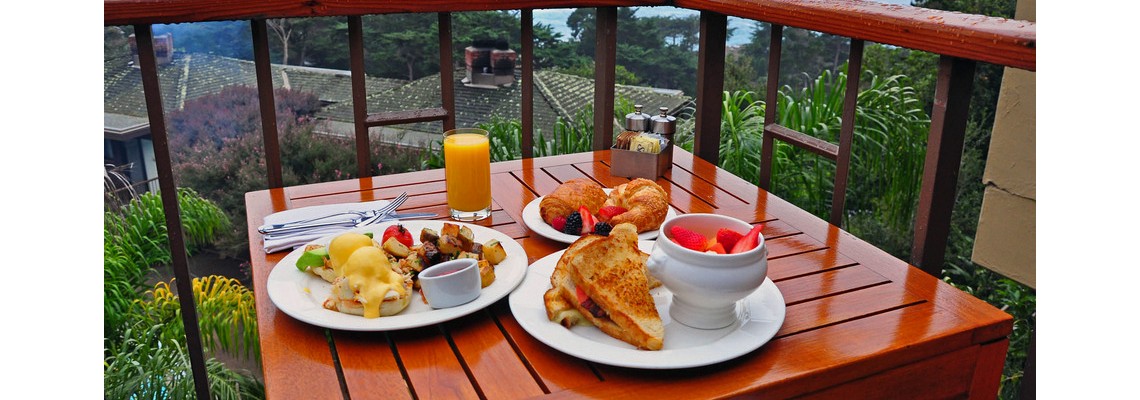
top-left (259, 212), bottom-right (438, 235)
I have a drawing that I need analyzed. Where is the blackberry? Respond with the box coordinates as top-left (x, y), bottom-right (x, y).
top-left (593, 222), bottom-right (613, 236)
top-left (562, 213), bottom-right (583, 235)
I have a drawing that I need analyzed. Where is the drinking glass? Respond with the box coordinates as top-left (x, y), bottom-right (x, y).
top-left (443, 128), bottom-right (492, 221)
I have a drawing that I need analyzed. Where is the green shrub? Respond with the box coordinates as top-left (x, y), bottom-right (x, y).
top-left (104, 188), bottom-right (262, 399)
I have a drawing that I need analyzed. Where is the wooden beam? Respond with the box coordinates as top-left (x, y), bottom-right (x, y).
top-left (911, 55), bottom-right (975, 276)
top-left (521, 9), bottom-right (535, 159)
top-left (134, 23), bottom-right (211, 400)
top-left (758, 24), bottom-right (782, 190)
top-left (348, 16), bottom-right (372, 178)
top-left (251, 19), bottom-right (282, 189)
top-left (830, 38), bottom-right (863, 227)
top-left (693, 10), bottom-right (727, 165)
top-left (439, 12), bottom-right (456, 132)
top-left (592, 7), bottom-right (617, 150)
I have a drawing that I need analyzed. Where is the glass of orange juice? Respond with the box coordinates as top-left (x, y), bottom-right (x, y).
top-left (443, 128), bottom-right (492, 221)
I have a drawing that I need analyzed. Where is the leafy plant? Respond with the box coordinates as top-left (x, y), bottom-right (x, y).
top-left (104, 187), bottom-right (262, 399)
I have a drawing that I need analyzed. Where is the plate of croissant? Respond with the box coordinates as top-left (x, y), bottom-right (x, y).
top-left (522, 178), bottom-right (677, 244)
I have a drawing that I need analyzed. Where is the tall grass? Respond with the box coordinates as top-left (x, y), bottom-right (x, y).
top-left (676, 68), bottom-right (928, 235)
top-left (104, 188), bottom-right (262, 399)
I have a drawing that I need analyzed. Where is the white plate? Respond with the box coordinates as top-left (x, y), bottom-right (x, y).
top-left (508, 241), bottom-right (786, 369)
top-left (521, 189), bottom-right (678, 244)
top-left (267, 220), bottom-right (528, 331)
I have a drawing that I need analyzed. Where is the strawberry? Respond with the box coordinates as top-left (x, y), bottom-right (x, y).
top-left (715, 228), bottom-right (744, 251)
top-left (670, 225), bottom-right (708, 252)
top-left (596, 205), bottom-right (628, 222)
top-left (730, 224), bottom-right (765, 254)
top-left (578, 206), bottom-right (596, 235)
top-left (707, 242), bottom-right (727, 254)
top-left (551, 215), bottom-right (567, 232)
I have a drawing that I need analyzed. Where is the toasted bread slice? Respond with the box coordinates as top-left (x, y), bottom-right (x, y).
top-left (560, 224), bottom-right (664, 350)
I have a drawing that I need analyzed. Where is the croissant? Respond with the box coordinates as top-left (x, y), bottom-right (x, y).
top-left (539, 178), bottom-right (608, 224)
top-left (604, 178), bottom-right (669, 233)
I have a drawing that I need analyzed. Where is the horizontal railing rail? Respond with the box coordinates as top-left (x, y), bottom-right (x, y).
top-left (105, 1), bottom-right (1035, 397)
top-left (104, 0), bottom-right (1035, 70)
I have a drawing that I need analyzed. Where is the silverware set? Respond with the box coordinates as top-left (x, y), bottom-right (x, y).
top-left (259, 192), bottom-right (436, 238)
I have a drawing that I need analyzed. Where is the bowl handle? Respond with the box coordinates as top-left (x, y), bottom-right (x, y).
top-left (645, 248), bottom-right (669, 278)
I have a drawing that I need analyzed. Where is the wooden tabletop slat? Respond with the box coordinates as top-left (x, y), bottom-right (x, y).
top-left (573, 160), bottom-right (631, 189)
top-left (389, 326), bottom-right (482, 399)
top-left (444, 311), bottom-right (547, 399)
top-left (247, 191), bottom-right (346, 400)
top-left (556, 303), bottom-right (980, 400)
top-left (245, 147), bottom-right (1012, 399)
top-left (776, 265), bottom-right (889, 306)
top-left (541, 164), bottom-right (596, 187)
top-left (764, 233), bottom-right (829, 260)
top-left (489, 302), bottom-right (603, 394)
top-left (775, 280), bottom-right (925, 338)
top-left (331, 331), bottom-right (414, 400)
top-left (767, 247), bottom-right (859, 281)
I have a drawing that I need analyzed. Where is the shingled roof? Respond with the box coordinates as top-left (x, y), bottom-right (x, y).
top-left (103, 52), bottom-right (407, 118)
top-left (104, 51), bottom-right (692, 147)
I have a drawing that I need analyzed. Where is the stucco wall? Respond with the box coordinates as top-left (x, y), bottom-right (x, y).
top-left (971, 0), bottom-right (1036, 288)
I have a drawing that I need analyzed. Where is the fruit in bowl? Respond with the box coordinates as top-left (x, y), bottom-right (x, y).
top-left (668, 224), bottom-right (763, 254)
top-left (646, 213), bottom-right (769, 329)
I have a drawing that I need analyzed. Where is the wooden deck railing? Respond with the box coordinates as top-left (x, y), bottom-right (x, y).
top-left (105, 1), bottom-right (1036, 397)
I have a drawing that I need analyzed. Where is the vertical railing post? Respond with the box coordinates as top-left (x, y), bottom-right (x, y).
top-left (831, 39), bottom-right (863, 226)
top-left (134, 24), bottom-right (211, 399)
top-left (521, 9), bottom-right (535, 158)
top-left (758, 24), bottom-right (783, 190)
top-left (251, 19), bottom-right (283, 189)
top-left (911, 55), bottom-right (975, 276)
top-left (694, 11), bottom-right (727, 165)
top-left (439, 12), bottom-right (456, 132)
top-left (348, 16), bottom-right (372, 178)
top-left (592, 7), bottom-right (617, 150)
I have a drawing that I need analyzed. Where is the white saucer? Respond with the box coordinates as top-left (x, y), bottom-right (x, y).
top-left (508, 241), bottom-right (786, 369)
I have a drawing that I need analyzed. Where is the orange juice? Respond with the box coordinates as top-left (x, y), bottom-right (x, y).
top-left (443, 130), bottom-right (492, 220)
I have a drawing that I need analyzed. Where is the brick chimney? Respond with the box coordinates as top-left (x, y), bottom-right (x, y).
top-left (463, 38), bottom-right (515, 88)
top-left (129, 33), bottom-right (174, 67)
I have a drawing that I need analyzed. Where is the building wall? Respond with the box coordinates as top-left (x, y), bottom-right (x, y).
top-left (971, 0), bottom-right (1036, 288)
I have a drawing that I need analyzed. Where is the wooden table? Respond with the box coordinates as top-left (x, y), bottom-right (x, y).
top-left (245, 148), bottom-right (1012, 399)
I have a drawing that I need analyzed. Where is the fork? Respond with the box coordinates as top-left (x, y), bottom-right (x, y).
top-left (258, 192), bottom-right (408, 234)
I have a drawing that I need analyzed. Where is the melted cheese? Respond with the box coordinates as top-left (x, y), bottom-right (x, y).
top-left (328, 233), bottom-right (376, 276)
top-left (341, 246), bottom-right (406, 318)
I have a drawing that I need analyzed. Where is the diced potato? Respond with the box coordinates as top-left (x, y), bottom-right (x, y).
top-left (441, 223), bottom-right (461, 238)
top-left (457, 225), bottom-right (475, 251)
top-left (403, 252), bottom-right (425, 273)
top-left (438, 234), bottom-right (463, 255)
top-left (478, 259), bottom-right (495, 288)
top-left (483, 239), bottom-right (507, 265)
top-left (382, 236), bottom-right (411, 258)
top-left (457, 251), bottom-right (479, 260)
top-left (419, 228), bottom-right (439, 245)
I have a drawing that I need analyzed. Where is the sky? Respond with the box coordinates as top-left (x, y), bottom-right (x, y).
top-left (534, 1), bottom-right (914, 46)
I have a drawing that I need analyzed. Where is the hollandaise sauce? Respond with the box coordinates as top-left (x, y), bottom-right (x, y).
top-left (328, 233), bottom-right (377, 276)
top-left (342, 246), bottom-right (406, 318)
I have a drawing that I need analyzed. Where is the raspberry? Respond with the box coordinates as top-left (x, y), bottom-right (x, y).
top-left (551, 215), bottom-right (567, 232)
top-left (593, 222), bottom-right (613, 236)
top-left (715, 228), bottom-right (744, 251)
top-left (670, 225), bottom-right (708, 252)
top-left (562, 213), bottom-right (583, 235)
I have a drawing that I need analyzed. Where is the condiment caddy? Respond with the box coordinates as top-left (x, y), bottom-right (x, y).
top-left (610, 104), bottom-right (674, 180)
